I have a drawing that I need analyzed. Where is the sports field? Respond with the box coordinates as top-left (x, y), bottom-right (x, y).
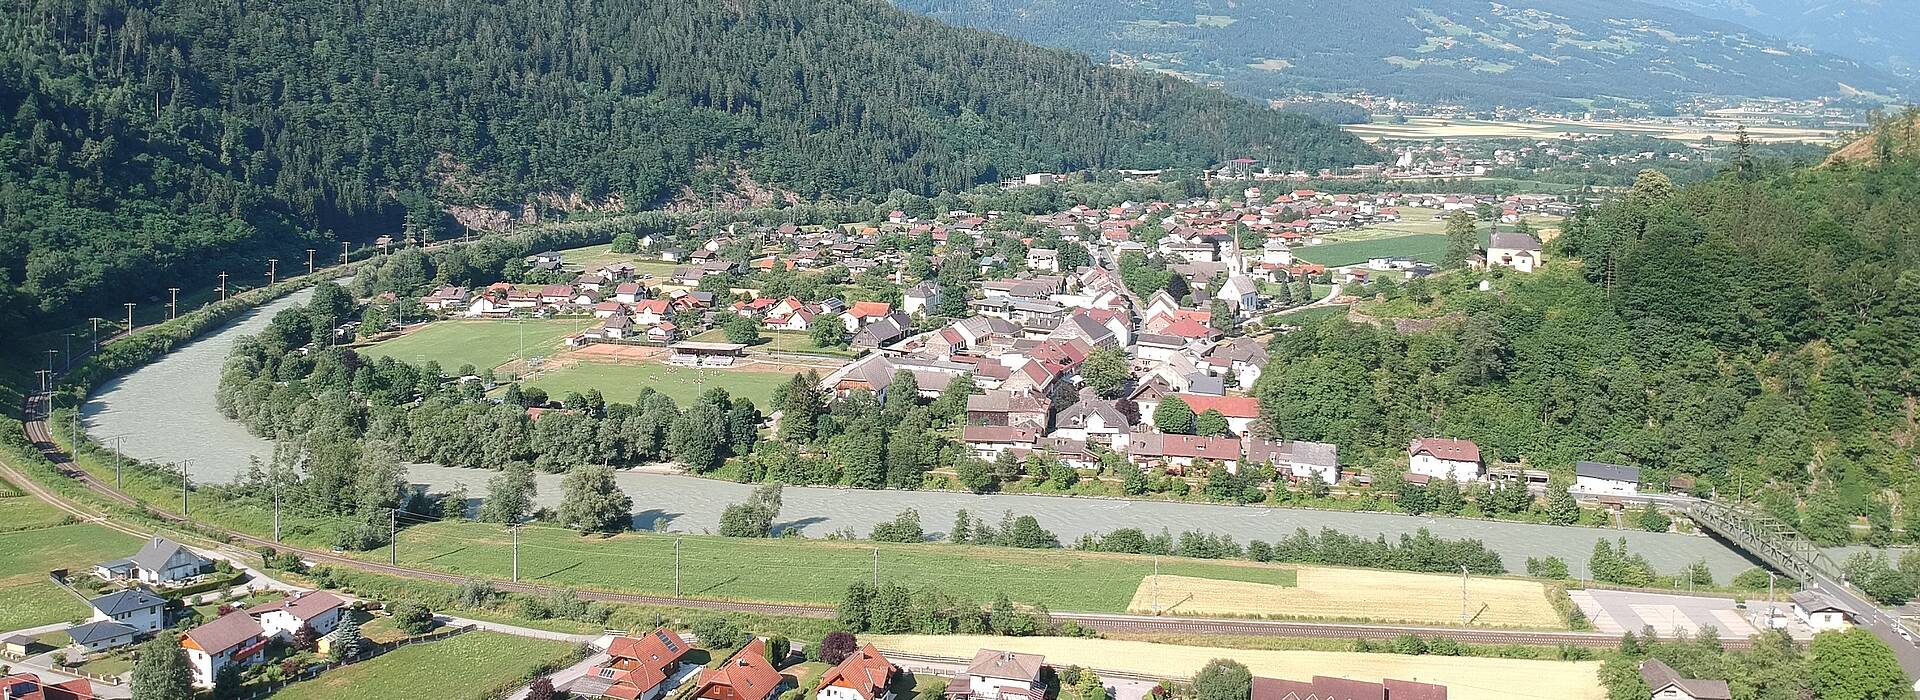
top-left (518, 361), bottom-right (791, 407)
top-left (865, 635), bottom-right (1604, 700)
top-left (552, 243), bottom-right (682, 278)
top-left (1128, 569), bottom-right (1562, 628)
top-left (387, 521), bottom-right (1295, 612)
top-left (360, 319), bottom-right (593, 373)
top-left (266, 631), bottom-right (574, 700)
top-left (0, 523), bottom-right (143, 630)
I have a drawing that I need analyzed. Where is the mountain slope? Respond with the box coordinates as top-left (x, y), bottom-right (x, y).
top-left (0, 0), bottom-right (1373, 328)
top-left (894, 0), bottom-right (1905, 108)
top-left (1641, 0), bottom-right (1920, 79)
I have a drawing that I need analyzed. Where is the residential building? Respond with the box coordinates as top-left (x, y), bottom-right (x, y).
top-left (65, 620), bottom-right (138, 654)
top-left (182, 612), bottom-right (271, 687)
top-left (1216, 276), bottom-right (1260, 317)
top-left (95, 537), bottom-right (213, 586)
top-left (1789, 591), bottom-right (1855, 632)
top-left (1050, 388), bottom-right (1127, 447)
top-left (903, 282), bottom-right (944, 317)
top-left (1573, 461), bottom-right (1641, 496)
top-left (1127, 431), bottom-right (1241, 473)
top-left (966, 390), bottom-right (1052, 432)
top-left (1151, 394), bottom-right (1259, 435)
top-left (595, 627), bottom-right (695, 700)
top-left (1408, 438), bottom-right (1483, 482)
top-left (1251, 675), bottom-right (1447, 700)
top-left (845, 301), bottom-right (895, 331)
top-left (86, 589), bottom-right (167, 633)
top-left (1638, 659), bottom-right (1730, 700)
top-left (962, 426), bottom-right (1038, 460)
top-left (945, 649), bottom-right (1045, 700)
top-left (691, 638), bottom-right (782, 700)
top-left (0, 673), bottom-right (94, 700)
top-left (1244, 439), bottom-right (1340, 483)
top-left (249, 591), bottom-right (346, 641)
top-left (814, 644), bottom-right (896, 700)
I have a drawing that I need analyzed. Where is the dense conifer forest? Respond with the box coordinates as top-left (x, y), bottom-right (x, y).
top-left (0, 0), bottom-right (1375, 330)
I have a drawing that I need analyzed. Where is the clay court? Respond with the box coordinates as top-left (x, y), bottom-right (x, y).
top-left (1128, 567), bottom-right (1564, 629)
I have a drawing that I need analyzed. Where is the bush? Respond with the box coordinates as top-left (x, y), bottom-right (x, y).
top-left (819, 631), bottom-right (858, 665)
top-left (391, 599), bottom-right (436, 634)
top-left (690, 617), bottom-right (747, 648)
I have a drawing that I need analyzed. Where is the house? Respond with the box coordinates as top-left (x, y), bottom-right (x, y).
top-left (87, 589), bottom-right (167, 633)
top-left (0, 673), bottom-right (93, 700)
top-left (1573, 461), bottom-right (1641, 496)
top-left (845, 301), bottom-right (895, 331)
top-left (420, 286), bottom-right (470, 311)
top-left (1051, 388), bottom-right (1128, 447)
top-left (1026, 248), bottom-right (1060, 273)
top-left (602, 314), bottom-right (636, 340)
top-left (1204, 338), bottom-right (1269, 389)
top-left (966, 390), bottom-right (1052, 432)
top-left (946, 649), bottom-right (1045, 700)
top-left (1789, 590), bottom-right (1855, 632)
top-left (963, 426), bottom-right (1038, 460)
top-left (95, 537), bottom-right (213, 586)
top-left (0, 635), bottom-right (32, 657)
top-left (594, 627), bottom-right (695, 700)
top-left (903, 282), bottom-right (944, 317)
top-left (1638, 659), bottom-right (1730, 700)
top-left (1127, 431), bottom-right (1241, 474)
top-left (182, 612), bottom-right (271, 687)
top-left (1251, 675), bottom-right (1447, 700)
top-left (1150, 394), bottom-right (1259, 435)
top-left (814, 644), bottom-right (895, 700)
top-left (1485, 232), bottom-right (1543, 273)
top-left (1408, 438), bottom-right (1483, 482)
top-left (632, 299), bottom-right (672, 325)
top-left (615, 282), bottom-right (644, 304)
top-left (65, 620), bottom-right (137, 654)
top-left (852, 313), bottom-right (911, 350)
top-left (249, 591), bottom-right (346, 641)
top-left (1216, 276), bottom-right (1260, 317)
top-left (647, 323), bottom-right (680, 344)
top-left (1244, 439), bottom-right (1340, 484)
top-left (537, 283), bottom-right (576, 305)
top-left (691, 638), bottom-right (782, 700)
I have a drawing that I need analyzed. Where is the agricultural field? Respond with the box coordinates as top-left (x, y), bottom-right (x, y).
top-left (266, 631), bottom-right (574, 700)
top-left (552, 243), bottom-right (683, 278)
top-left (517, 360), bottom-right (792, 407)
top-left (1293, 234), bottom-right (1451, 267)
top-left (864, 635), bottom-right (1605, 700)
top-left (359, 319), bottom-right (593, 373)
top-left (385, 522), bottom-right (1296, 612)
top-left (1128, 569), bottom-right (1563, 629)
top-left (0, 477), bottom-right (69, 533)
top-left (1344, 115), bottom-right (1838, 144)
top-left (0, 523), bottom-right (142, 630)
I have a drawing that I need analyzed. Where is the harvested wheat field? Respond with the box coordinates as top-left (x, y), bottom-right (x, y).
top-left (1126, 567), bottom-right (1563, 629)
top-left (866, 635), bottom-right (1602, 700)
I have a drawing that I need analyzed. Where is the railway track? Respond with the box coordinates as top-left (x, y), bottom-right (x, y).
top-left (12, 331), bottom-right (1661, 646)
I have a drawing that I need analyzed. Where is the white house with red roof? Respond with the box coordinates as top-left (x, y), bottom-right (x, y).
top-left (182, 611), bottom-right (270, 687)
top-left (844, 301), bottom-right (895, 331)
top-left (1408, 438), bottom-right (1483, 482)
top-left (814, 644), bottom-right (896, 700)
top-left (0, 673), bottom-right (93, 700)
top-left (691, 638), bottom-right (782, 700)
top-left (249, 591), bottom-right (346, 641)
top-left (946, 649), bottom-right (1046, 700)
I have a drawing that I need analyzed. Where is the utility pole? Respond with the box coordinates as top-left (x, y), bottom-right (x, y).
top-left (267, 258), bottom-right (278, 285)
top-left (872, 547), bottom-right (879, 588)
top-left (389, 508), bottom-right (398, 565)
top-left (340, 241), bottom-right (350, 265)
top-left (674, 537), bottom-right (681, 596)
top-left (124, 302), bottom-right (135, 332)
top-left (46, 349), bottom-right (59, 383)
top-left (109, 436), bottom-right (125, 489)
top-left (273, 484), bottom-right (282, 542)
top-left (306, 249), bottom-right (316, 275)
top-left (513, 524), bottom-right (521, 583)
top-left (89, 317), bottom-right (101, 350)
top-left (34, 370), bottom-right (49, 396)
top-left (218, 272), bottom-right (229, 301)
top-left (1460, 565), bottom-right (1470, 625)
top-left (1152, 556), bottom-right (1161, 615)
top-left (63, 333), bottom-right (72, 371)
top-left (180, 459), bottom-right (192, 517)
top-left (168, 288), bottom-right (179, 320)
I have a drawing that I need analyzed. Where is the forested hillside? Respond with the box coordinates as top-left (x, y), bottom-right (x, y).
top-left (1257, 115), bottom-right (1920, 544)
top-left (897, 0), bottom-right (1906, 109)
top-left (0, 0), bottom-right (1374, 331)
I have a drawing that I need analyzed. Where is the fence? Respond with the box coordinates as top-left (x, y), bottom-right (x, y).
top-left (880, 650), bottom-right (1172, 685)
top-left (231, 624), bottom-right (479, 699)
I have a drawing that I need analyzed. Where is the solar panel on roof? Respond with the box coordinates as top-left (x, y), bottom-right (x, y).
top-left (657, 631), bottom-right (679, 653)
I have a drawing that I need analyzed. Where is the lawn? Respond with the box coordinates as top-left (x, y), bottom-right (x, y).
top-left (386, 522), bottom-right (1296, 612)
top-left (267, 631), bottom-right (574, 700)
top-left (1294, 235), bottom-right (1451, 267)
top-left (518, 361), bottom-right (791, 408)
top-left (757, 330), bottom-right (858, 358)
top-left (0, 491), bottom-right (69, 533)
top-left (553, 243), bottom-right (682, 278)
top-left (360, 319), bottom-right (593, 373)
top-left (0, 523), bottom-right (142, 579)
top-left (865, 635), bottom-right (1604, 700)
top-left (0, 577), bottom-right (90, 631)
top-left (1127, 569), bottom-right (1563, 629)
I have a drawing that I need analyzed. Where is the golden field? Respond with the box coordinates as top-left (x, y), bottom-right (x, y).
top-left (866, 635), bottom-right (1603, 700)
top-left (1126, 568), bottom-right (1563, 629)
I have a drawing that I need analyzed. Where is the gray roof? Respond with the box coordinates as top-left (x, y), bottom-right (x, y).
top-left (130, 537), bottom-right (210, 572)
top-left (1638, 659), bottom-right (1729, 700)
top-left (966, 649), bottom-right (1045, 682)
top-left (90, 589), bottom-right (166, 615)
top-left (1790, 590), bottom-right (1855, 616)
top-left (1184, 374), bottom-right (1225, 396)
top-left (67, 620), bottom-right (136, 646)
top-left (1575, 461), bottom-right (1641, 484)
top-left (1489, 232), bottom-right (1542, 251)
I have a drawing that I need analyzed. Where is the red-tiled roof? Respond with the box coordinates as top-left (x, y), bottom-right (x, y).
top-left (694, 639), bottom-right (781, 700)
top-left (848, 301), bottom-right (893, 318)
top-left (1173, 393), bottom-right (1260, 418)
top-left (963, 426), bottom-right (1038, 444)
top-left (1409, 438), bottom-right (1481, 463)
top-left (184, 612), bottom-right (263, 654)
top-left (602, 627), bottom-right (692, 699)
top-left (815, 644), bottom-right (894, 700)
top-left (1, 673), bottom-right (94, 700)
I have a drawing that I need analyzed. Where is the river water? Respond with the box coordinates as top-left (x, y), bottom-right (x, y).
top-left (83, 286), bottom-right (1762, 579)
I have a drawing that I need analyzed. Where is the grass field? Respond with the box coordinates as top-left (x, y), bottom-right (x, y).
top-left (865, 635), bottom-right (1604, 700)
top-left (1294, 235), bottom-right (1451, 267)
top-left (0, 523), bottom-right (140, 630)
top-left (388, 522), bottom-right (1295, 612)
top-left (553, 243), bottom-right (683, 277)
top-left (0, 482), bottom-right (69, 533)
top-left (1344, 115), bottom-right (1838, 145)
top-left (518, 361), bottom-right (791, 407)
top-left (360, 319), bottom-right (593, 372)
top-left (267, 632), bottom-right (573, 700)
top-left (1128, 569), bottom-right (1562, 629)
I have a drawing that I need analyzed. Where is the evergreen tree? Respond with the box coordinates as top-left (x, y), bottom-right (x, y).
top-left (1546, 486), bottom-right (1580, 526)
top-left (1441, 211), bottom-right (1479, 269)
top-left (331, 613), bottom-right (365, 661)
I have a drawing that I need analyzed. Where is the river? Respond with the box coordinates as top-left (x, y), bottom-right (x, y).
top-left (83, 285), bottom-right (1762, 579)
